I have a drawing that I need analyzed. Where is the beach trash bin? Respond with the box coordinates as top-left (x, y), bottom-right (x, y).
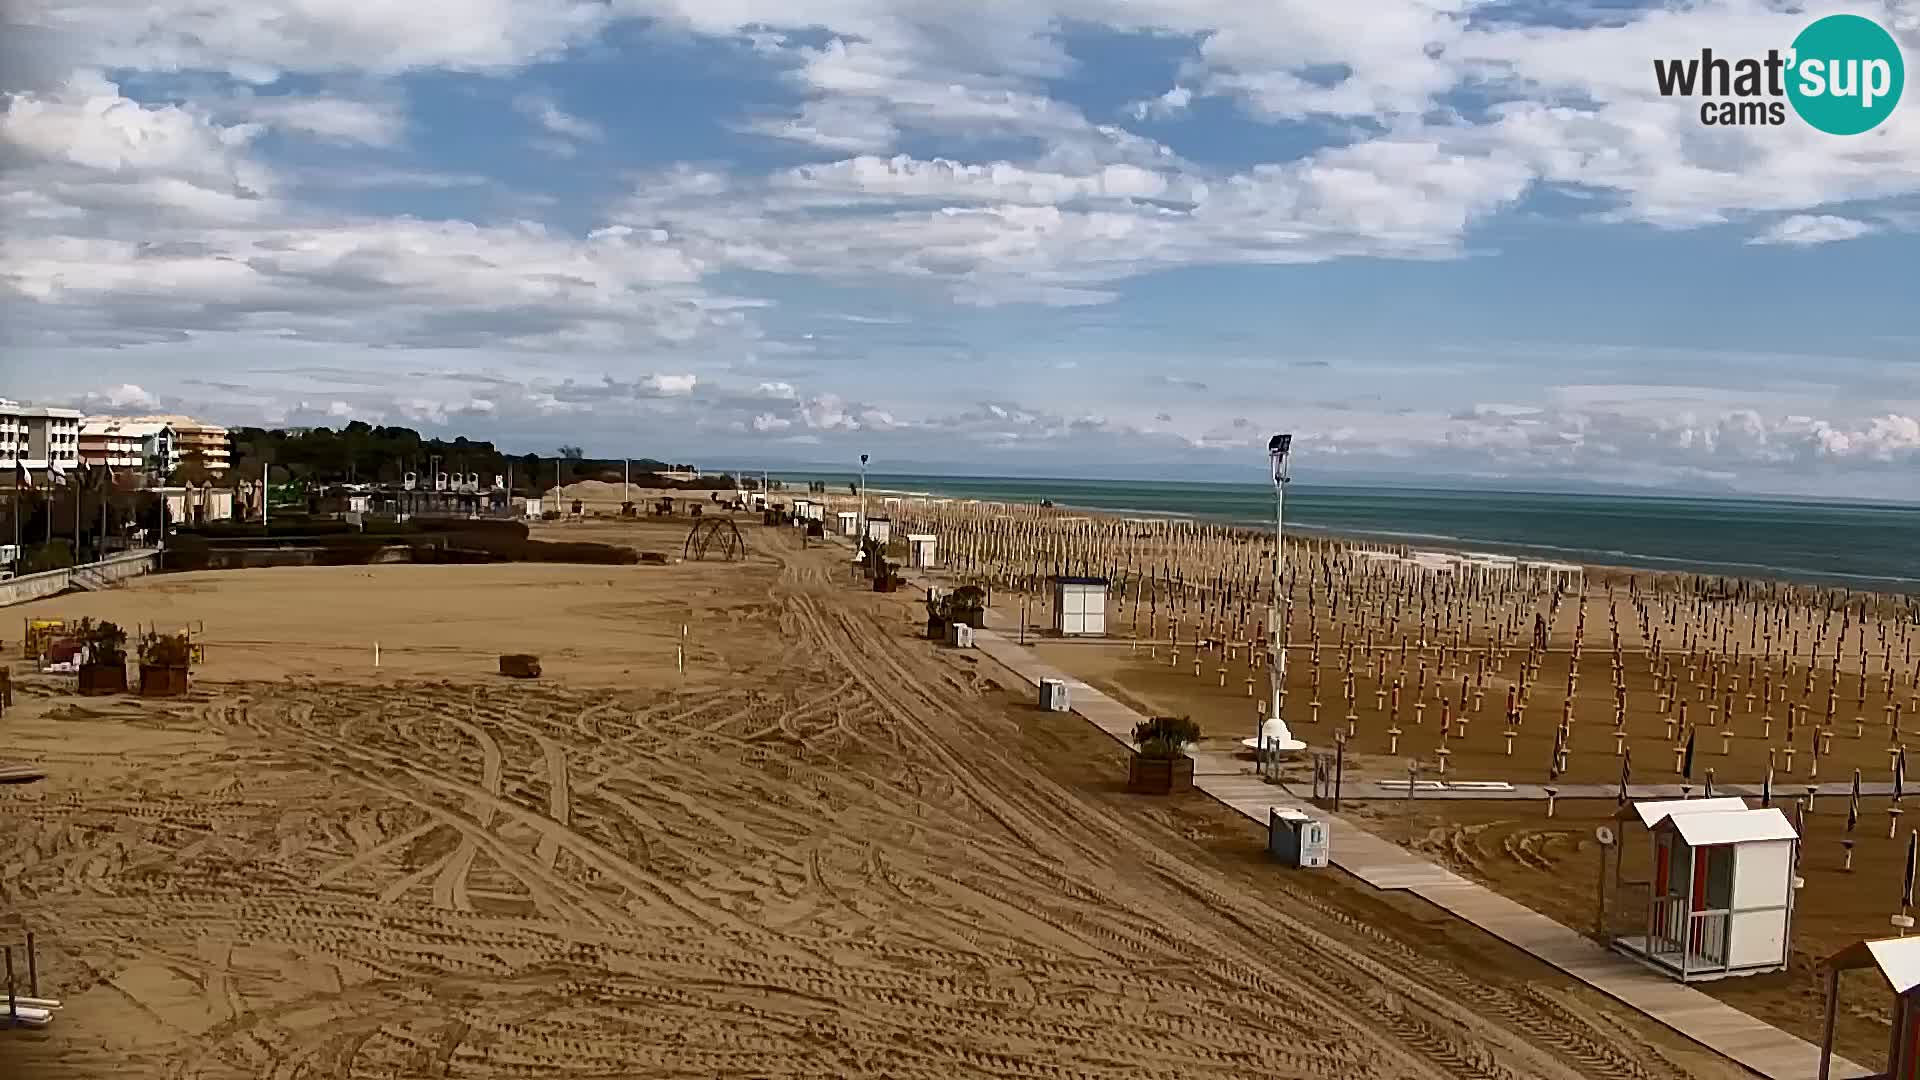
top-left (1268, 808), bottom-right (1330, 868)
top-left (1038, 678), bottom-right (1070, 712)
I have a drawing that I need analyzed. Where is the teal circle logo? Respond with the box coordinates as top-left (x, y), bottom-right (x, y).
top-left (1787, 14), bottom-right (1905, 135)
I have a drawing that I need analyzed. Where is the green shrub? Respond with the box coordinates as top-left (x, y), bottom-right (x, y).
top-left (1131, 715), bottom-right (1201, 760)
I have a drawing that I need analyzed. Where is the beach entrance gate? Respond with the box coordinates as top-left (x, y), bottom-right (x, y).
top-left (1051, 576), bottom-right (1108, 637)
top-left (1610, 798), bottom-right (1797, 981)
top-left (1819, 936), bottom-right (1920, 1079)
top-left (906, 534), bottom-right (937, 569)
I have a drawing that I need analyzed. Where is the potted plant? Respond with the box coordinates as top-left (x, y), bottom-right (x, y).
top-left (77, 619), bottom-right (130, 695)
top-left (138, 631), bottom-right (194, 697)
top-left (927, 585), bottom-right (987, 639)
top-left (1128, 715), bottom-right (1201, 794)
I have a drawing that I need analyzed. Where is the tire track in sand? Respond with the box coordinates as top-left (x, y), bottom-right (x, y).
top-left (533, 735), bottom-right (570, 871)
top-left (432, 716), bottom-right (503, 912)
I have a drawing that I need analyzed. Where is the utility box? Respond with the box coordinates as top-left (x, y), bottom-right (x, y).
top-left (906, 533), bottom-right (938, 569)
top-left (947, 623), bottom-right (974, 648)
top-left (1051, 576), bottom-right (1109, 636)
top-left (1039, 678), bottom-right (1070, 712)
top-left (1269, 809), bottom-right (1330, 868)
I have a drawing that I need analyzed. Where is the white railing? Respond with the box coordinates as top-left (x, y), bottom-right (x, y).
top-left (1647, 897), bottom-right (1730, 974)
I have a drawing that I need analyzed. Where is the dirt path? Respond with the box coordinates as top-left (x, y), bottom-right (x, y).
top-left (0, 535), bottom-right (1746, 1079)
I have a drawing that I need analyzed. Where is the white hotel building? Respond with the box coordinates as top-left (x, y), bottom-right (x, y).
top-left (0, 399), bottom-right (83, 482)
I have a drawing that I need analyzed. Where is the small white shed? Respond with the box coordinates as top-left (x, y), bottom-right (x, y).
top-left (1052, 576), bottom-right (1109, 637)
top-left (837, 511), bottom-right (859, 536)
top-left (906, 533), bottom-right (937, 569)
top-left (792, 498), bottom-right (812, 523)
top-left (1614, 802), bottom-right (1797, 981)
top-left (865, 517), bottom-right (892, 544)
top-left (805, 502), bottom-right (825, 522)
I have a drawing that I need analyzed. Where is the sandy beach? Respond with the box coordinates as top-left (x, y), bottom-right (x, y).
top-left (0, 513), bottom-right (1746, 1079)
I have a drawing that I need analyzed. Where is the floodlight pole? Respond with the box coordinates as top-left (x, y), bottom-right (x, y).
top-left (1268, 434), bottom-right (1294, 740)
top-left (858, 453), bottom-right (870, 547)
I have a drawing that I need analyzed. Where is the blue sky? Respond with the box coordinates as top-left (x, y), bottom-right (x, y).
top-left (3, 0), bottom-right (1919, 497)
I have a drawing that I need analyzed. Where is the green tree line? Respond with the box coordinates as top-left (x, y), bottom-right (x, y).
top-left (226, 422), bottom-right (727, 492)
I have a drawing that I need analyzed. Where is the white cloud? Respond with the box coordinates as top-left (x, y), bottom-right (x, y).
top-left (1126, 85), bottom-right (1192, 122)
top-left (233, 94), bottom-right (404, 146)
top-left (513, 92), bottom-right (601, 142)
top-left (1748, 214), bottom-right (1879, 247)
top-left (19, 0), bottom-right (613, 77)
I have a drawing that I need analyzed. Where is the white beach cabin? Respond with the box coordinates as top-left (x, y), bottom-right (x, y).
top-left (837, 511), bottom-right (859, 537)
top-left (1051, 576), bottom-right (1108, 637)
top-left (864, 516), bottom-right (893, 544)
top-left (1612, 798), bottom-right (1798, 981)
top-left (906, 534), bottom-right (938, 569)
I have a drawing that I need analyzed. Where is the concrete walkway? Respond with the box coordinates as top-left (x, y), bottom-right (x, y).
top-left (1292, 779), bottom-right (1901, 802)
top-left (948, 604), bottom-right (1868, 1080)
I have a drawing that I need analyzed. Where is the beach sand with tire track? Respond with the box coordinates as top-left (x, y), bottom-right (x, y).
top-left (0, 518), bottom-right (1742, 1079)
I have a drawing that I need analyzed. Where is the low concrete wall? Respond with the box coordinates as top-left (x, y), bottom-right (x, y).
top-left (0, 550), bottom-right (161, 608)
top-left (170, 545), bottom-right (418, 571)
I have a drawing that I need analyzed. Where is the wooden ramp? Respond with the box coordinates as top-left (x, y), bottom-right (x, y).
top-left (963, 620), bottom-right (1868, 1080)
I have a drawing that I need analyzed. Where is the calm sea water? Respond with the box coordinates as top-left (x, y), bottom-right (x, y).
top-left (779, 474), bottom-right (1920, 593)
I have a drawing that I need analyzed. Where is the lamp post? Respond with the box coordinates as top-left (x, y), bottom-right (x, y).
top-left (1267, 433), bottom-right (1294, 743)
top-left (858, 453), bottom-right (870, 547)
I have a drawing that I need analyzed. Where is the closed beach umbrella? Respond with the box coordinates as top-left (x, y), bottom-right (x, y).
top-left (1905, 832), bottom-right (1918, 909)
top-left (1617, 747), bottom-right (1631, 806)
top-left (1762, 766), bottom-right (1773, 808)
top-left (1899, 749), bottom-right (1908, 804)
top-left (1848, 769), bottom-right (1861, 834)
top-left (1682, 728), bottom-right (1696, 781)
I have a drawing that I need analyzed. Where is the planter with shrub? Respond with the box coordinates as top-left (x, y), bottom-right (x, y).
top-left (77, 619), bottom-right (130, 695)
top-left (1128, 715), bottom-right (1201, 794)
top-left (138, 631), bottom-right (194, 697)
top-left (926, 584), bottom-right (987, 640)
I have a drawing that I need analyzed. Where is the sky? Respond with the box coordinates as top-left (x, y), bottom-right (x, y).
top-left (2, 0), bottom-right (1919, 498)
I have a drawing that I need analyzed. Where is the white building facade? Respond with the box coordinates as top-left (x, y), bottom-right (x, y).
top-left (80, 418), bottom-right (177, 474)
top-left (0, 399), bottom-right (82, 481)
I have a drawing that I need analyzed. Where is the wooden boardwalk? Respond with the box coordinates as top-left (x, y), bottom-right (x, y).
top-left (958, 617), bottom-right (1868, 1080)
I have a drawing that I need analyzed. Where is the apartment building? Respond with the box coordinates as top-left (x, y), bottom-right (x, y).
top-left (80, 417), bottom-right (177, 472)
top-left (0, 399), bottom-right (83, 481)
top-left (91, 414), bottom-right (230, 474)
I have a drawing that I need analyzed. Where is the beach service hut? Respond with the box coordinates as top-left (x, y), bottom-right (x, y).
top-left (1817, 936), bottom-right (1920, 1079)
top-left (837, 511), bottom-right (859, 536)
top-left (1611, 799), bottom-right (1798, 981)
top-left (1052, 576), bottom-right (1109, 637)
top-left (865, 517), bottom-right (892, 544)
top-left (792, 498), bottom-right (812, 524)
top-left (906, 534), bottom-right (938, 569)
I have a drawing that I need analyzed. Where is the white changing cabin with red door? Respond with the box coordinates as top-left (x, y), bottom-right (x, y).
top-left (1612, 798), bottom-right (1798, 981)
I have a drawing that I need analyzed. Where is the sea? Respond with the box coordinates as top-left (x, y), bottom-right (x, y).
top-left (772, 474), bottom-right (1920, 594)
